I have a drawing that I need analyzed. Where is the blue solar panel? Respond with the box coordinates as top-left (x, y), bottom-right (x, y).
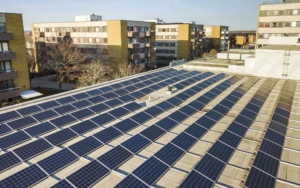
top-left (121, 134), bottom-right (151, 154)
top-left (184, 124), bottom-right (207, 139)
top-left (45, 128), bottom-right (77, 146)
top-left (0, 124), bottom-right (12, 136)
top-left (196, 96), bottom-right (212, 105)
top-left (7, 116), bottom-right (37, 130)
top-left (13, 138), bottom-right (53, 161)
top-left (219, 131), bottom-right (241, 148)
top-left (50, 114), bottom-right (78, 128)
top-left (90, 113), bottom-right (116, 126)
top-left (0, 152), bottom-right (21, 173)
top-left (154, 143), bottom-right (185, 166)
top-left (168, 111), bottom-right (189, 123)
top-left (17, 105), bottom-right (42, 116)
top-left (155, 117), bottom-right (178, 131)
top-left (157, 81), bottom-right (168, 87)
top-left (272, 114), bottom-right (289, 126)
top-left (234, 115), bottom-right (253, 128)
top-left (24, 122), bottom-right (56, 137)
top-left (98, 86), bottom-right (114, 93)
top-left (133, 156), bottom-right (169, 186)
top-left (144, 106), bottom-right (164, 117)
top-left (69, 136), bottom-right (103, 156)
top-left (71, 109), bottom-right (95, 120)
top-left (114, 118), bottom-right (139, 133)
top-left (208, 141), bottom-right (234, 163)
top-left (114, 88), bottom-right (129, 96)
top-left (33, 110), bottom-right (59, 122)
top-left (69, 120), bottom-right (98, 135)
top-left (212, 104), bottom-right (229, 114)
top-left (183, 89), bottom-right (197, 97)
top-left (130, 112), bottom-right (152, 124)
top-left (38, 101), bottom-right (61, 110)
top-left (87, 95), bottom-right (106, 104)
top-left (86, 89), bottom-right (102, 96)
top-left (115, 174), bottom-right (149, 188)
top-left (269, 120), bottom-right (287, 135)
top-left (194, 154), bottom-right (225, 181)
top-left (120, 81), bottom-right (132, 86)
top-left (108, 107), bottom-right (130, 118)
top-left (104, 99), bottom-right (123, 108)
top-left (118, 95), bottom-right (135, 103)
top-left (240, 109), bottom-right (257, 120)
top-left (0, 164), bottom-right (47, 188)
top-left (66, 160), bottom-right (110, 188)
top-left (188, 101), bottom-right (205, 110)
top-left (143, 80), bottom-right (154, 85)
top-left (274, 107), bottom-right (290, 118)
top-left (227, 122), bottom-right (248, 137)
top-left (264, 129), bottom-right (285, 146)
top-left (97, 145), bottom-right (132, 169)
top-left (245, 167), bottom-right (276, 188)
top-left (205, 110), bottom-right (224, 122)
top-left (140, 125), bottom-right (166, 141)
top-left (245, 103), bottom-right (261, 113)
top-left (259, 139), bottom-right (282, 159)
top-left (0, 131), bottom-right (31, 150)
top-left (179, 106), bottom-right (198, 116)
top-left (149, 85), bottom-right (161, 91)
top-left (171, 132), bottom-right (197, 151)
top-left (219, 99), bottom-right (235, 109)
top-left (102, 92), bottom-right (119, 100)
top-left (51, 179), bottom-right (74, 188)
top-left (249, 98), bottom-right (264, 107)
top-left (123, 102), bottom-right (143, 112)
top-left (179, 170), bottom-right (214, 188)
top-left (156, 102), bottom-right (174, 111)
top-left (0, 111), bottom-right (21, 124)
top-left (93, 127), bottom-right (123, 143)
top-left (54, 104), bottom-right (77, 115)
top-left (139, 88), bottom-right (154, 95)
top-left (252, 151), bottom-right (279, 177)
top-left (166, 97), bottom-right (183, 106)
top-left (195, 116), bottom-right (216, 129)
top-left (38, 148), bottom-right (79, 174)
top-left (71, 100), bottom-right (92, 109)
top-left (110, 83), bottom-right (123, 89)
top-left (130, 91), bottom-right (144, 99)
top-left (72, 93), bottom-right (90, 100)
top-left (89, 103), bottom-right (110, 114)
top-left (134, 82), bottom-right (146, 88)
top-left (56, 96), bottom-right (76, 105)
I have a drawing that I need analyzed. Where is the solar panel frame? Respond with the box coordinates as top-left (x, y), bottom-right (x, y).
top-left (264, 129), bottom-right (285, 146)
top-left (90, 113), bottom-right (116, 126)
top-left (53, 104), bottom-right (77, 115)
top-left (0, 124), bottom-right (13, 136)
top-left (86, 89), bottom-right (102, 96)
top-left (168, 111), bottom-right (189, 123)
top-left (71, 100), bottom-right (93, 109)
top-left (0, 111), bottom-right (21, 124)
top-left (155, 117), bottom-right (178, 131)
top-left (115, 174), bottom-right (149, 188)
top-left (7, 116), bottom-right (37, 130)
top-left (108, 107), bottom-right (130, 119)
top-left (121, 134), bottom-right (151, 154)
top-left (89, 103), bottom-right (110, 114)
top-left (93, 126), bottom-right (123, 144)
top-left (101, 92), bottom-right (119, 100)
top-left (154, 143), bottom-right (185, 166)
top-left (129, 112), bottom-right (152, 125)
top-left (184, 123), bottom-right (207, 139)
top-left (0, 152), bottom-right (22, 173)
top-left (71, 108), bottom-right (95, 120)
top-left (118, 95), bottom-right (136, 103)
top-left (45, 128), bottom-right (78, 146)
top-left (24, 122), bottom-right (56, 137)
top-left (69, 136), bottom-right (103, 156)
top-left (171, 132), bottom-right (198, 151)
top-left (110, 83), bottom-right (123, 89)
top-left (98, 86), bottom-right (114, 93)
top-left (87, 95), bottom-right (106, 104)
top-left (130, 91), bottom-right (145, 99)
top-left (178, 170), bottom-right (214, 188)
top-left (244, 167), bottom-right (276, 188)
top-left (33, 110), bottom-right (59, 122)
top-left (114, 88), bottom-right (130, 96)
top-left (17, 105), bottom-right (43, 116)
top-left (38, 101), bottom-right (61, 110)
top-left (56, 96), bottom-right (77, 105)
top-left (0, 131), bottom-right (31, 150)
top-left (50, 114), bottom-right (78, 128)
top-left (122, 102), bottom-right (143, 112)
top-left (252, 151), bottom-right (280, 177)
top-left (140, 125), bottom-right (166, 141)
top-left (144, 106), bottom-right (164, 117)
top-left (114, 118), bottom-right (139, 133)
top-left (104, 98), bottom-right (124, 108)
top-left (207, 141), bottom-right (234, 163)
top-left (69, 120), bottom-right (98, 135)
top-left (51, 179), bottom-right (74, 188)
top-left (259, 139), bottom-right (283, 159)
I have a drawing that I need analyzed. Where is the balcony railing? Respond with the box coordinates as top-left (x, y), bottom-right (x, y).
top-left (0, 87), bottom-right (20, 101)
top-left (0, 70), bottom-right (18, 81)
top-left (146, 31), bottom-right (155, 37)
top-left (128, 31), bottom-right (140, 37)
top-left (0, 51), bottom-right (16, 61)
top-left (0, 32), bottom-right (13, 41)
top-left (128, 43), bottom-right (140, 49)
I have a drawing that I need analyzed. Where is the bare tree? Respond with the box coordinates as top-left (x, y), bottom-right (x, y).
top-left (27, 50), bottom-right (36, 73)
top-left (47, 41), bottom-right (89, 92)
top-left (110, 62), bottom-right (144, 79)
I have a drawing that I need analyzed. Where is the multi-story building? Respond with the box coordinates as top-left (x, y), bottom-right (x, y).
top-left (229, 30), bottom-right (256, 47)
top-left (256, 0), bottom-right (300, 48)
top-left (204, 26), bottom-right (229, 51)
top-left (155, 23), bottom-right (204, 65)
top-left (32, 15), bottom-right (156, 72)
top-left (0, 13), bottom-right (30, 102)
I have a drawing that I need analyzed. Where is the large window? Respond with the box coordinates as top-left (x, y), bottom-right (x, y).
top-left (0, 79), bottom-right (14, 90)
top-left (0, 22), bottom-right (6, 32)
top-left (0, 42), bottom-right (9, 52)
top-left (0, 61), bottom-right (11, 73)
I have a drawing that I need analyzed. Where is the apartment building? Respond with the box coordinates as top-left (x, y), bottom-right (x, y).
top-left (204, 26), bottom-right (229, 51)
top-left (155, 23), bottom-right (204, 65)
top-left (0, 13), bottom-right (30, 102)
top-left (256, 0), bottom-right (300, 48)
top-left (32, 16), bottom-right (156, 72)
top-left (229, 30), bottom-right (256, 46)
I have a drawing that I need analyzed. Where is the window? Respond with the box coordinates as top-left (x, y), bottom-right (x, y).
top-left (80, 38), bottom-right (83, 42)
top-left (51, 27), bottom-right (55, 32)
top-left (263, 34), bottom-right (269, 39)
top-left (95, 27), bottom-right (99, 32)
top-left (96, 38), bottom-right (100, 43)
top-left (0, 22), bottom-right (6, 32)
top-left (103, 38), bottom-right (108, 43)
top-left (0, 42), bottom-right (9, 51)
top-left (88, 38), bottom-right (93, 43)
top-left (0, 61), bottom-right (11, 73)
top-left (79, 27), bottom-right (84, 32)
top-left (73, 38), bottom-right (77, 43)
top-left (59, 27), bottom-right (63, 32)
top-left (265, 23), bottom-right (269, 27)
top-left (88, 27), bottom-right (93, 32)
top-left (291, 22), bottom-right (297, 27)
top-left (72, 27), bottom-right (77, 32)
top-left (103, 26), bottom-right (107, 32)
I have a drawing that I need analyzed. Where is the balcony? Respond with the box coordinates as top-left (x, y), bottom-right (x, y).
top-left (0, 87), bottom-right (20, 101)
top-left (128, 31), bottom-right (140, 37)
top-left (199, 31), bottom-right (203, 35)
top-left (0, 70), bottom-right (18, 81)
top-left (191, 31), bottom-right (195, 35)
top-left (59, 32), bottom-right (70, 37)
top-left (199, 39), bottom-right (202, 42)
top-left (0, 32), bottom-right (13, 41)
top-left (146, 31), bottom-right (155, 37)
top-left (35, 32), bottom-right (45, 37)
top-left (128, 43), bottom-right (140, 49)
top-left (0, 51), bottom-right (16, 61)
top-left (191, 39), bottom-right (196, 43)
top-left (145, 42), bottom-right (155, 48)
top-left (128, 54), bottom-right (140, 60)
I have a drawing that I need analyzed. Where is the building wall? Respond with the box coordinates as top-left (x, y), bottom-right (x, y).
top-left (177, 24), bottom-right (191, 60)
top-left (5, 13), bottom-right (30, 90)
top-left (150, 22), bottom-right (156, 63)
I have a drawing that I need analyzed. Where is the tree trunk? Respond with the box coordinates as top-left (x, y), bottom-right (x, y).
top-left (59, 82), bottom-right (62, 92)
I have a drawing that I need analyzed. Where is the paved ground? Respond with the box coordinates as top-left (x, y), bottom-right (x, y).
top-left (31, 75), bottom-right (76, 91)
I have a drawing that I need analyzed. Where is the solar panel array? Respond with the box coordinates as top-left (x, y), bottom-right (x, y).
top-left (0, 66), bottom-right (299, 188)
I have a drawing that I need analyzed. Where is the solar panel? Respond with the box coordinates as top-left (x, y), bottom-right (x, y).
top-left (110, 83), bottom-right (123, 89)
top-left (155, 117), bottom-right (178, 131)
top-left (66, 160), bottom-right (110, 188)
top-left (108, 107), bottom-right (130, 119)
top-left (38, 101), bottom-right (61, 110)
top-left (24, 122), bottom-right (56, 137)
top-left (195, 116), bottom-right (216, 129)
top-left (118, 94), bottom-right (136, 103)
top-left (134, 82), bottom-right (146, 88)
top-left (102, 92), bottom-right (119, 100)
top-left (140, 125), bottom-right (166, 141)
top-left (178, 170), bottom-right (214, 188)
top-left (184, 124), bottom-right (207, 139)
top-left (17, 105), bottom-right (42, 116)
top-left (72, 93), bottom-right (90, 100)
top-left (234, 115), bottom-right (253, 128)
top-left (157, 81), bottom-right (169, 87)
top-left (154, 143), bottom-right (185, 166)
top-left (188, 101), bottom-right (205, 110)
top-left (143, 106), bottom-right (163, 117)
top-left (104, 99), bottom-right (124, 108)
top-left (50, 114), bottom-right (78, 128)
top-left (115, 174), bottom-right (149, 188)
top-left (245, 103), bottom-right (261, 113)
top-left (182, 89), bottom-right (197, 97)
top-left (114, 88), bottom-right (130, 96)
top-left (93, 127), bottom-right (123, 144)
top-left (0, 152), bottom-right (21, 173)
top-left (152, 77), bottom-right (160, 83)
top-left (244, 167), bottom-right (276, 188)
top-left (171, 132), bottom-right (197, 151)
top-left (0, 111), bottom-right (21, 124)
top-left (143, 80), bottom-right (154, 85)
top-left (219, 131), bottom-right (241, 148)
top-left (212, 104), bottom-right (230, 114)
top-left (0, 164), bottom-right (47, 188)
top-left (45, 128), bottom-right (77, 146)
top-left (176, 93), bottom-right (190, 101)
top-left (249, 98), bottom-right (264, 107)
top-left (264, 129), bottom-right (285, 146)
top-left (196, 96), bottom-right (212, 105)
top-left (123, 102), bottom-right (143, 112)
top-left (259, 139), bottom-right (282, 159)
top-left (168, 111), bottom-right (188, 123)
top-left (86, 89), bottom-right (102, 96)
top-left (194, 154), bottom-right (225, 181)
top-left (98, 86), bottom-right (114, 93)
top-left (156, 102), bottom-right (174, 111)
top-left (38, 148), bottom-right (79, 174)
top-left (90, 113), bottom-right (116, 126)
top-left (114, 118), bottom-right (139, 133)
top-left (71, 109), bottom-right (95, 120)
top-left (7, 116), bottom-right (37, 130)
top-left (53, 105), bottom-right (77, 115)
top-left (119, 81), bottom-right (132, 86)
top-left (56, 96), bottom-right (76, 105)
top-left (205, 110), bottom-right (224, 122)
top-left (139, 88), bottom-right (154, 95)
top-left (121, 134), bottom-right (151, 154)
top-left (51, 179), bottom-right (74, 188)
top-left (97, 145), bottom-right (132, 170)
top-left (130, 112), bottom-right (152, 124)
top-left (69, 120), bottom-right (98, 135)
top-left (33, 110), bottom-right (59, 122)
top-left (227, 122), bottom-right (248, 137)
top-left (71, 100), bottom-right (92, 109)
top-left (219, 99), bottom-right (235, 109)
top-left (69, 136), bottom-right (103, 156)
top-left (130, 91), bottom-right (145, 99)
top-left (0, 124), bottom-right (12, 136)
top-left (208, 141), bottom-right (234, 163)
top-left (149, 85), bottom-right (161, 91)
top-left (132, 156), bottom-right (169, 186)
top-left (0, 131), bottom-right (31, 150)
top-left (87, 95), bottom-right (106, 104)
top-left (13, 138), bottom-right (53, 161)
top-left (252, 151), bottom-right (279, 177)
top-left (268, 120), bottom-right (287, 135)
top-left (89, 103), bottom-right (110, 114)
top-left (272, 114), bottom-right (289, 126)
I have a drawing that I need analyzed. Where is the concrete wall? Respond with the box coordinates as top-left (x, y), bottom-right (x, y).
top-left (217, 53), bottom-right (253, 60)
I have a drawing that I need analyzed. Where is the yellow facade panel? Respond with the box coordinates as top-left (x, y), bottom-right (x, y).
top-left (177, 24), bottom-right (191, 60)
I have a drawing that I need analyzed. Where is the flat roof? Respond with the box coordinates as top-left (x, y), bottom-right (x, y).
top-left (259, 45), bottom-right (300, 51)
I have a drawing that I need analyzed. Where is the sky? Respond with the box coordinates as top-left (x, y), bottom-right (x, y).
top-left (1, 0), bottom-right (282, 31)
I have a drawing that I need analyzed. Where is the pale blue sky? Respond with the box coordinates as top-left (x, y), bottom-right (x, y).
top-left (1, 0), bottom-right (281, 31)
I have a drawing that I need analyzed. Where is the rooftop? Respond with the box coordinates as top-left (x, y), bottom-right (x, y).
top-left (259, 45), bottom-right (300, 51)
top-left (0, 66), bottom-right (299, 188)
